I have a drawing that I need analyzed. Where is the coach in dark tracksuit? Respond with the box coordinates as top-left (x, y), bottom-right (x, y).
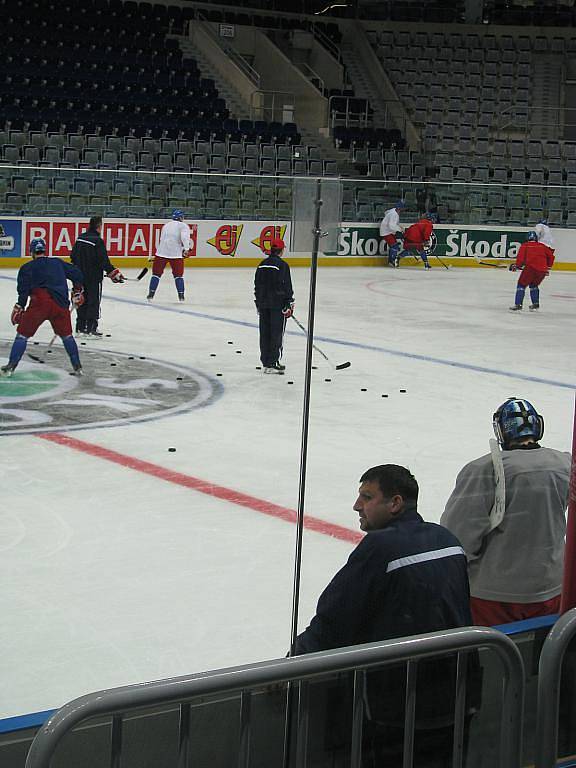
top-left (254, 237), bottom-right (294, 373)
top-left (295, 464), bottom-right (475, 768)
top-left (70, 216), bottom-right (124, 337)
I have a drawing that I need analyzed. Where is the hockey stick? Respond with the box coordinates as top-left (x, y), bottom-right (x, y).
top-left (291, 315), bottom-right (351, 370)
top-left (136, 267), bottom-right (149, 280)
top-left (477, 260), bottom-right (508, 269)
top-left (488, 438), bottom-right (506, 531)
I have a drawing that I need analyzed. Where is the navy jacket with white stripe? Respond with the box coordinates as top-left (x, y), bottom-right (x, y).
top-left (295, 504), bottom-right (471, 655)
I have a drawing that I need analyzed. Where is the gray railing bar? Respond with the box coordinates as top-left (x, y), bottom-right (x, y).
top-left (294, 681), bottom-right (310, 768)
top-left (110, 714), bottom-right (122, 768)
top-left (402, 660), bottom-right (417, 768)
top-left (238, 691), bottom-right (252, 768)
top-left (452, 651), bottom-right (468, 768)
top-left (350, 669), bottom-right (365, 768)
top-left (535, 608), bottom-right (576, 768)
top-left (177, 702), bottom-right (190, 768)
top-left (25, 627), bottom-right (524, 768)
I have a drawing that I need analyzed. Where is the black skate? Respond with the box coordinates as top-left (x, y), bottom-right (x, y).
top-left (509, 305), bottom-right (523, 311)
top-left (529, 304), bottom-right (540, 311)
top-left (0, 362), bottom-right (17, 376)
top-left (178, 293), bottom-right (185, 302)
top-left (147, 292), bottom-right (155, 301)
top-left (70, 363), bottom-right (83, 377)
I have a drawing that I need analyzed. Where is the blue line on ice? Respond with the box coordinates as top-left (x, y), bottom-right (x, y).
top-left (0, 277), bottom-right (573, 391)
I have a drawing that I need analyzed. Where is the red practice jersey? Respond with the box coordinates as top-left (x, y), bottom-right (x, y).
top-left (404, 219), bottom-right (433, 247)
top-left (515, 241), bottom-right (555, 273)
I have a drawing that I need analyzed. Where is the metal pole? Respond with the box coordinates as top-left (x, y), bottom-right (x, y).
top-left (283, 178), bottom-right (324, 768)
top-left (289, 175), bottom-right (323, 656)
top-left (560, 393), bottom-right (576, 613)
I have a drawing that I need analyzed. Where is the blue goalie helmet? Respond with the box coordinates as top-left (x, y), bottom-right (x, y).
top-left (30, 237), bottom-right (46, 255)
top-left (172, 209), bottom-right (184, 221)
top-left (526, 231), bottom-right (538, 242)
top-left (493, 398), bottom-right (544, 446)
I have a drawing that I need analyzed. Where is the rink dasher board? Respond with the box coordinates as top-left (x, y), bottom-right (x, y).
top-left (0, 217), bottom-right (575, 270)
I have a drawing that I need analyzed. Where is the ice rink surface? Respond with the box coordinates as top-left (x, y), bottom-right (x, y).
top-left (0, 263), bottom-right (574, 719)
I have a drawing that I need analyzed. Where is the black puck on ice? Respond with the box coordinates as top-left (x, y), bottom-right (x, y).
top-left (227, 341), bottom-right (233, 345)
top-left (216, 373), bottom-right (223, 377)
top-left (325, 378), bottom-right (331, 382)
top-left (176, 377), bottom-right (183, 381)
top-left (80, 342), bottom-right (86, 346)
top-left (33, 342), bottom-right (39, 346)
top-left (168, 447), bottom-right (176, 452)
top-left (139, 356), bottom-right (146, 360)
top-left (382, 394), bottom-right (388, 398)
top-left (128, 356), bottom-right (134, 359)
top-left (400, 389), bottom-right (407, 393)
top-left (361, 388), bottom-right (367, 392)
top-left (236, 350), bottom-right (242, 354)
top-left (312, 366), bottom-right (318, 370)
top-left (288, 381), bottom-right (294, 384)
top-left (105, 334), bottom-right (111, 338)
top-left (47, 349), bottom-right (52, 354)
top-left (110, 363), bottom-right (116, 366)
top-left (210, 353), bottom-right (216, 357)
top-left (256, 366), bottom-right (261, 370)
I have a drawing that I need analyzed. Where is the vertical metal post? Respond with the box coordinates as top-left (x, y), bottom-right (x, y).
top-left (177, 703), bottom-right (190, 768)
top-left (294, 681), bottom-right (310, 768)
top-left (452, 652), bottom-right (468, 768)
top-left (402, 661), bottom-right (417, 768)
top-left (350, 671), bottom-right (366, 768)
top-left (289, 175), bottom-right (323, 656)
top-left (282, 178), bottom-right (323, 768)
top-left (560, 393), bottom-right (576, 613)
top-left (238, 691), bottom-right (252, 768)
top-left (110, 715), bottom-right (123, 768)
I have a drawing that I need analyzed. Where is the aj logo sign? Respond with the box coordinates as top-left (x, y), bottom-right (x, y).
top-left (0, 345), bottom-right (222, 436)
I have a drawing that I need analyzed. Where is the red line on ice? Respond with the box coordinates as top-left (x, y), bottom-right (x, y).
top-left (37, 433), bottom-right (362, 545)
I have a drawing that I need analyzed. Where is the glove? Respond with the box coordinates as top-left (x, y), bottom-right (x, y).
top-left (508, 264), bottom-right (517, 272)
top-left (108, 268), bottom-right (125, 283)
top-left (71, 286), bottom-right (85, 307)
top-left (282, 303), bottom-right (294, 319)
top-left (11, 304), bottom-right (23, 326)
top-left (183, 249), bottom-right (194, 259)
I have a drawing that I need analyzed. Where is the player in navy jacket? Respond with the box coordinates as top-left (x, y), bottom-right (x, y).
top-left (1, 238), bottom-right (85, 376)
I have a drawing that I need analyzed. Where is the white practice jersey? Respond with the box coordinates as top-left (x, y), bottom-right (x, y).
top-left (156, 220), bottom-right (191, 260)
top-left (535, 223), bottom-right (555, 249)
top-left (379, 208), bottom-right (401, 237)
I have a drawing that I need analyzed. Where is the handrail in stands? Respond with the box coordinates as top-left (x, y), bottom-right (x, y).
top-left (25, 626), bottom-right (524, 768)
top-left (192, 14), bottom-right (261, 89)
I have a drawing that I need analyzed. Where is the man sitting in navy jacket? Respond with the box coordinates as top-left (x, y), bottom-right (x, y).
top-left (295, 464), bottom-right (475, 767)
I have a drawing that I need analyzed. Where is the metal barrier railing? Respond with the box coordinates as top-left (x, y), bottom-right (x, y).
top-left (535, 608), bottom-right (576, 768)
top-left (25, 626), bottom-right (524, 768)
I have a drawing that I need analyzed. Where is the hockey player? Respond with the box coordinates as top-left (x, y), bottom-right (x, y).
top-left (535, 218), bottom-right (555, 257)
top-left (509, 230), bottom-right (554, 311)
top-left (397, 213), bottom-right (435, 269)
top-left (441, 398), bottom-right (570, 626)
top-left (147, 209), bottom-right (192, 302)
top-left (1, 238), bottom-right (84, 376)
top-left (254, 237), bottom-right (294, 374)
top-left (379, 200), bottom-right (405, 267)
top-left (70, 216), bottom-right (125, 337)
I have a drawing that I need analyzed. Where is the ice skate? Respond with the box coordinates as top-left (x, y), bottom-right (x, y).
top-left (509, 305), bottom-right (523, 311)
top-left (178, 293), bottom-right (185, 302)
top-left (0, 363), bottom-right (17, 377)
top-left (424, 263), bottom-right (432, 270)
top-left (529, 304), bottom-right (540, 311)
top-left (70, 364), bottom-right (83, 377)
top-left (264, 365), bottom-right (284, 375)
top-left (271, 362), bottom-right (285, 371)
top-left (147, 292), bottom-right (155, 302)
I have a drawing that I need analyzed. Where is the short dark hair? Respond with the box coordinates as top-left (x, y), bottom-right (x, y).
top-left (359, 464), bottom-right (419, 502)
top-left (89, 216), bottom-right (102, 230)
top-left (270, 246), bottom-right (282, 257)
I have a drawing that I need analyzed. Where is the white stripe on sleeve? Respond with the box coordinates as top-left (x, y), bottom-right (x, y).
top-left (386, 546), bottom-right (465, 574)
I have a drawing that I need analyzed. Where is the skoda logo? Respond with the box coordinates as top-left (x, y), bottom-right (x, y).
top-left (0, 343), bottom-right (222, 435)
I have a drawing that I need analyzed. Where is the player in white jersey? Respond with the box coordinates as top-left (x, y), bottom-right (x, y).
top-left (147, 209), bottom-right (192, 302)
top-left (379, 200), bottom-right (405, 266)
top-left (534, 219), bottom-right (555, 255)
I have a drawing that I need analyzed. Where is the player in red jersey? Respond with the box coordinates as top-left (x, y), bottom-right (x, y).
top-left (397, 213), bottom-right (435, 269)
top-left (509, 231), bottom-right (555, 311)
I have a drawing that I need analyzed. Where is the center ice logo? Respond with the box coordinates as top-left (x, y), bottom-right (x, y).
top-left (0, 345), bottom-right (222, 436)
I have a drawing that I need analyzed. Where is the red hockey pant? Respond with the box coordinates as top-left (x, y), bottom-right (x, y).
top-left (17, 288), bottom-right (72, 338)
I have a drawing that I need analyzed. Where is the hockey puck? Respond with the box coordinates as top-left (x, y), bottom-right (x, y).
top-left (176, 377), bottom-right (183, 381)
top-left (216, 373), bottom-right (223, 377)
top-left (236, 350), bottom-right (242, 354)
top-left (400, 389), bottom-right (407, 393)
top-left (47, 349), bottom-right (52, 354)
top-left (105, 334), bottom-right (111, 338)
top-left (110, 363), bottom-right (116, 367)
top-left (33, 342), bottom-right (39, 346)
top-left (210, 354), bottom-right (216, 357)
top-left (288, 381), bottom-right (294, 384)
top-left (382, 394), bottom-right (388, 398)
top-left (227, 341), bottom-right (233, 345)
top-left (128, 356), bottom-right (134, 359)
top-left (361, 388), bottom-right (367, 392)
top-left (139, 357), bottom-right (146, 360)
top-left (168, 447), bottom-right (176, 452)
top-left (325, 378), bottom-right (331, 382)
top-left (255, 366), bottom-right (261, 370)
top-left (312, 366), bottom-right (318, 370)
top-left (80, 342), bottom-right (86, 346)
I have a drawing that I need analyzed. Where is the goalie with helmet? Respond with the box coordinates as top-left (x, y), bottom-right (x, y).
top-left (441, 398), bottom-right (571, 626)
